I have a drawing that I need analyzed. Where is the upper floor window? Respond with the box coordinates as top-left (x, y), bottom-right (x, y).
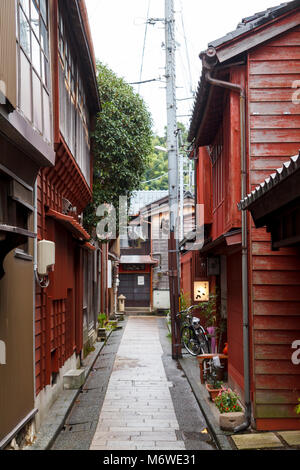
top-left (209, 125), bottom-right (224, 211)
top-left (58, 8), bottom-right (91, 185)
top-left (16, 0), bottom-right (52, 143)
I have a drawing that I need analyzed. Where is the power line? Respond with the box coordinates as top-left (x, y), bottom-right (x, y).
top-left (138, 0), bottom-right (151, 94)
top-left (180, 7), bottom-right (193, 95)
top-left (141, 172), bottom-right (168, 184)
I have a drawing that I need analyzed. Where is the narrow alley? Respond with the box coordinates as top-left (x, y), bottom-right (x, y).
top-left (51, 316), bottom-right (215, 451)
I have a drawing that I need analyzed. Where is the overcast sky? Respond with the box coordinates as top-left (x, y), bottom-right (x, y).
top-left (85, 0), bottom-right (287, 135)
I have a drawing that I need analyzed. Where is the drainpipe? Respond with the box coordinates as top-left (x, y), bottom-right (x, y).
top-left (204, 57), bottom-right (251, 432)
top-left (33, 180), bottom-right (38, 399)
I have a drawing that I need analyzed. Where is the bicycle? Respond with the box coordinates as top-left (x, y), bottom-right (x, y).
top-left (177, 305), bottom-right (210, 356)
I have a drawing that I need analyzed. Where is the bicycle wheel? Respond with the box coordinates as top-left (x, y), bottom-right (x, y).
top-left (181, 326), bottom-right (201, 356)
top-left (197, 330), bottom-right (210, 354)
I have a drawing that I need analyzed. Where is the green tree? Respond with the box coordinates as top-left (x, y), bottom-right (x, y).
top-left (141, 122), bottom-right (190, 191)
top-left (84, 62), bottom-right (153, 234)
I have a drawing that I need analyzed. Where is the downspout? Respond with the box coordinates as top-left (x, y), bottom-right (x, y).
top-left (33, 180), bottom-right (38, 399)
top-left (204, 59), bottom-right (251, 432)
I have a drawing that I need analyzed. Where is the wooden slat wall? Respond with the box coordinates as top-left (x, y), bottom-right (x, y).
top-left (0, 0), bottom-right (17, 108)
top-left (248, 26), bottom-right (300, 428)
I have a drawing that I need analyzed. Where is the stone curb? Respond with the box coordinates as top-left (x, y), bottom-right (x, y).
top-left (27, 330), bottom-right (114, 451)
top-left (165, 318), bottom-right (232, 450)
top-left (179, 356), bottom-right (233, 451)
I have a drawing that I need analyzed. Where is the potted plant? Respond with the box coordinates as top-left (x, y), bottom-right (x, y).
top-left (214, 388), bottom-right (242, 413)
top-left (97, 313), bottom-right (107, 341)
top-left (205, 365), bottom-right (224, 401)
top-left (214, 388), bottom-right (245, 431)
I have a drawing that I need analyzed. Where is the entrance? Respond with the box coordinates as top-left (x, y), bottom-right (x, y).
top-left (119, 273), bottom-right (150, 308)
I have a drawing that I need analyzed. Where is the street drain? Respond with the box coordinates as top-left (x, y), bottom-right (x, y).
top-left (63, 423), bottom-right (93, 433)
top-left (180, 430), bottom-right (213, 442)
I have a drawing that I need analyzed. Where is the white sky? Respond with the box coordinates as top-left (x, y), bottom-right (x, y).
top-left (85, 0), bottom-right (287, 135)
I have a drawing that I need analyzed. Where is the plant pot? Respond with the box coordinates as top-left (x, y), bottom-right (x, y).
top-left (97, 327), bottom-right (107, 341)
top-left (206, 383), bottom-right (223, 401)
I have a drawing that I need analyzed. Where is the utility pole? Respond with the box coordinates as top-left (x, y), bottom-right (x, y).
top-left (165, 0), bottom-right (181, 360)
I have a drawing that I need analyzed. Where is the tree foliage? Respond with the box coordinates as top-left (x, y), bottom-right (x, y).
top-left (141, 122), bottom-right (189, 191)
top-left (84, 62), bottom-right (153, 232)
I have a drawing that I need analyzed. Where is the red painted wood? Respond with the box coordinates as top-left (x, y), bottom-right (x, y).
top-left (250, 45), bottom-right (300, 60)
top-left (254, 315), bottom-right (300, 330)
top-left (254, 330), bottom-right (298, 345)
top-left (256, 418), bottom-right (300, 431)
top-left (227, 253), bottom-right (244, 387)
top-left (254, 344), bottom-right (295, 360)
top-left (256, 374), bottom-right (299, 389)
top-left (255, 360), bottom-right (300, 375)
top-left (251, 115), bottom-right (300, 129)
top-left (253, 271), bottom-right (300, 285)
top-left (253, 301), bottom-right (300, 316)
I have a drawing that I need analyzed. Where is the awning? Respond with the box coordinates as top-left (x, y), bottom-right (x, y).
top-left (120, 255), bottom-right (158, 265)
top-left (200, 230), bottom-right (242, 255)
top-left (46, 209), bottom-right (90, 241)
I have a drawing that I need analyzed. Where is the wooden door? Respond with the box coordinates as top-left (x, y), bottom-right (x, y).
top-left (119, 273), bottom-right (150, 308)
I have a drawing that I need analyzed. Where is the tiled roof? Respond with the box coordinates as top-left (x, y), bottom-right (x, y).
top-left (209, 1), bottom-right (300, 49)
top-left (188, 0), bottom-right (300, 143)
top-left (239, 152), bottom-right (300, 210)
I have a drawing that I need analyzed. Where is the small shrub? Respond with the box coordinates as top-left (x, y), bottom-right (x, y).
top-left (98, 313), bottom-right (107, 328)
top-left (296, 398), bottom-right (300, 415)
top-left (214, 388), bottom-right (242, 414)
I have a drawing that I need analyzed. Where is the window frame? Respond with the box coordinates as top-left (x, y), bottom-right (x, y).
top-left (16, 0), bottom-right (52, 143)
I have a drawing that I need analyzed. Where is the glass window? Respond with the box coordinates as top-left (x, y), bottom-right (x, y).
top-left (30, 0), bottom-right (40, 37)
top-left (40, 0), bottom-right (47, 23)
top-left (16, 0), bottom-right (51, 142)
top-left (19, 9), bottom-right (30, 57)
top-left (32, 32), bottom-right (41, 74)
top-left (20, 51), bottom-right (32, 120)
top-left (20, 0), bottom-right (30, 18)
top-left (33, 72), bottom-right (42, 132)
top-left (41, 20), bottom-right (48, 56)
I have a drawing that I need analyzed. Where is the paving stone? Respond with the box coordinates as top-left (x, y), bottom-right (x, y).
top-left (232, 432), bottom-right (284, 450)
top-left (278, 431), bottom-right (300, 446)
top-left (89, 317), bottom-right (185, 450)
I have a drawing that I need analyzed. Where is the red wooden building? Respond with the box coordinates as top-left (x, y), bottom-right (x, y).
top-left (34, 0), bottom-right (101, 429)
top-left (183, 0), bottom-right (300, 431)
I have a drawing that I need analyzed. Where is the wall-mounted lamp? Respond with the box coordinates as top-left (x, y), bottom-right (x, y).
top-left (194, 281), bottom-right (209, 302)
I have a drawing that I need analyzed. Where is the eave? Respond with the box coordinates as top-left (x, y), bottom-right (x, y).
top-left (188, 2), bottom-right (300, 145)
top-left (62, 0), bottom-right (100, 115)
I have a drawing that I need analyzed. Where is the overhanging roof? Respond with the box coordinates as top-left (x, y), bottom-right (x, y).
top-left (240, 153), bottom-right (300, 210)
top-left (188, 0), bottom-right (300, 144)
top-left (120, 255), bottom-right (158, 265)
top-left (239, 153), bottom-right (300, 224)
top-left (46, 209), bottom-right (90, 241)
top-left (62, 0), bottom-right (100, 114)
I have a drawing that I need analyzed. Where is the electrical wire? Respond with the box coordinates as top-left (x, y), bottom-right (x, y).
top-left (138, 0), bottom-right (151, 94)
top-left (141, 172), bottom-right (168, 185)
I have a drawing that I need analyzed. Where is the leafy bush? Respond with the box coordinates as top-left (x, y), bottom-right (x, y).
top-left (98, 313), bottom-right (107, 328)
top-left (296, 398), bottom-right (300, 415)
top-left (214, 388), bottom-right (242, 414)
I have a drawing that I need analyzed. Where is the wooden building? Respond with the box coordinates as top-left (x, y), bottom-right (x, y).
top-left (140, 192), bottom-right (195, 311)
top-left (184, 0), bottom-right (300, 431)
top-left (0, 0), bottom-right (56, 448)
top-left (34, 0), bottom-right (100, 431)
top-left (119, 210), bottom-right (158, 312)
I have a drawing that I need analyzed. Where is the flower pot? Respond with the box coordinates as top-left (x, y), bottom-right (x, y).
top-left (97, 327), bottom-right (107, 341)
top-left (205, 383), bottom-right (223, 401)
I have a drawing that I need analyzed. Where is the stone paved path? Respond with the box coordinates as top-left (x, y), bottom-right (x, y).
top-left (90, 316), bottom-right (186, 450)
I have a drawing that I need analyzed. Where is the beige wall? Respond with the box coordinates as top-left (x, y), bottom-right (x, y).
top-left (0, 0), bottom-right (16, 108)
top-left (0, 239), bottom-right (34, 443)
